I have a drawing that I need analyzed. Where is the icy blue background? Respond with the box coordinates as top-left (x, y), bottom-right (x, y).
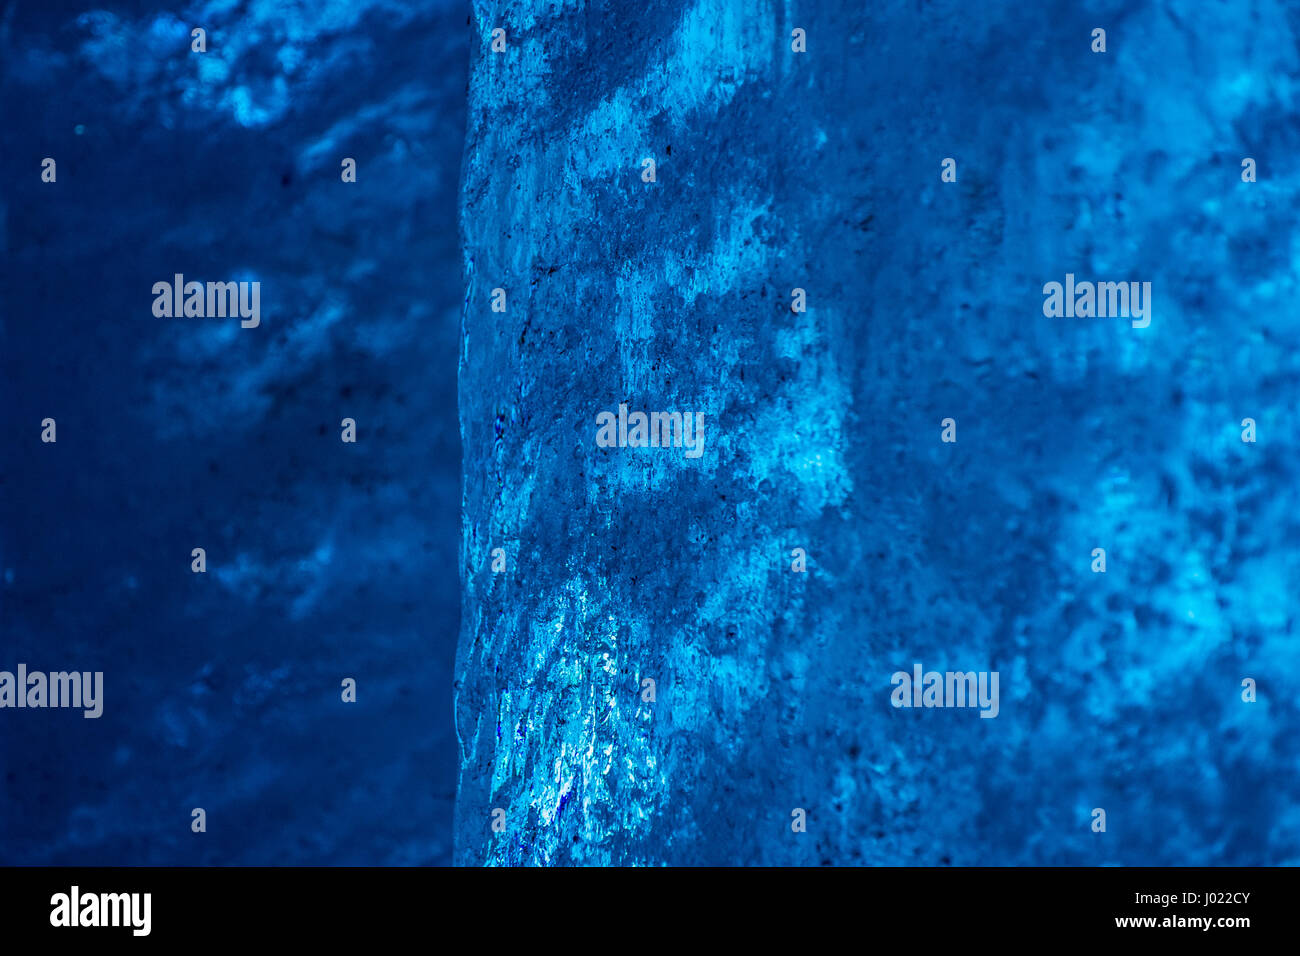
top-left (455, 0), bottom-right (1299, 865)
top-left (2, 0), bottom-right (1297, 869)
top-left (1, 0), bottom-right (466, 863)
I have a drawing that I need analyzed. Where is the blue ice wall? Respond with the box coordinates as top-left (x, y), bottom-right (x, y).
top-left (1, 1), bottom-right (467, 864)
top-left (455, 0), bottom-right (1300, 864)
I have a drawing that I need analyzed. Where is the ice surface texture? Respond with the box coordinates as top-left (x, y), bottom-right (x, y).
top-left (455, 0), bottom-right (1300, 865)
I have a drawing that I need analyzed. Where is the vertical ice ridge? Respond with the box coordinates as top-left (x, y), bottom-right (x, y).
top-left (456, 0), bottom-right (840, 866)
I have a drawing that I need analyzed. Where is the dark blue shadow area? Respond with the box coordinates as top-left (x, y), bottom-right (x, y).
top-left (0, 0), bottom-right (467, 864)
